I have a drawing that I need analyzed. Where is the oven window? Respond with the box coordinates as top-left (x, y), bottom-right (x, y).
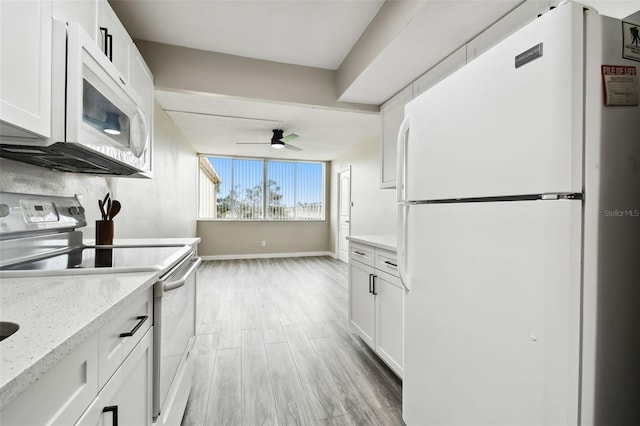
top-left (82, 79), bottom-right (131, 148)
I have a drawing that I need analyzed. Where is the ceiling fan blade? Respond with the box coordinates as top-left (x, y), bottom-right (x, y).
top-left (280, 133), bottom-right (299, 143)
top-left (284, 144), bottom-right (303, 151)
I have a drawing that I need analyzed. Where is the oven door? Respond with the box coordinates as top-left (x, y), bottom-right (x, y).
top-left (153, 253), bottom-right (201, 421)
top-left (57, 20), bottom-right (150, 173)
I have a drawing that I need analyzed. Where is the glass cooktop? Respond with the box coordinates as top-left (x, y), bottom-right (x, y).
top-left (2, 245), bottom-right (190, 273)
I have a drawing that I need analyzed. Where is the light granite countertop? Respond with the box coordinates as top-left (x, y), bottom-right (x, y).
top-left (346, 234), bottom-right (398, 252)
top-left (0, 271), bottom-right (159, 409)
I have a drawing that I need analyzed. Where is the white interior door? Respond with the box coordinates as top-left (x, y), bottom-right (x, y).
top-left (337, 168), bottom-right (351, 263)
top-left (403, 199), bottom-right (582, 426)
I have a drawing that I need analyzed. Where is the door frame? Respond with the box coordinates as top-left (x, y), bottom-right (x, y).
top-left (337, 166), bottom-right (351, 262)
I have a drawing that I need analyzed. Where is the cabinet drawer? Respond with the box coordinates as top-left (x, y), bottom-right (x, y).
top-left (0, 334), bottom-right (98, 425)
top-left (349, 242), bottom-right (374, 267)
top-left (375, 249), bottom-right (399, 278)
top-left (98, 289), bottom-right (153, 389)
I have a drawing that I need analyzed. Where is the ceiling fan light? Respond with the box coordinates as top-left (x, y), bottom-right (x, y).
top-left (271, 129), bottom-right (285, 149)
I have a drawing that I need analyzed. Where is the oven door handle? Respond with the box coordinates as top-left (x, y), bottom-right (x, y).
top-left (162, 257), bottom-right (201, 293)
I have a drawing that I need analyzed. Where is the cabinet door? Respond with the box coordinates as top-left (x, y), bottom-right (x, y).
top-left (379, 85), bottom-right (412, 189)
top-left (0, 334), bottom-right (98, 426)
top-left (0, 0), bottom-right (51, 138)
top-left (52, 0), bottom-right (98, 41)
top-left (374, 271), bottom-right (404, 378)
top-left (98, 0), bottom-right (131, 83)
top-left (77, 328), bottom-right (153, 426)
top-left (412, 46), bottom-right (466, 98)
top-left (349, 259), bottom-right (375, 348)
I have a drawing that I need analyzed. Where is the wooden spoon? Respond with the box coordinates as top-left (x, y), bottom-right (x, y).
top-left (109, 200), bottom-right (121, 220)
top-left (98, 199), bottom-right (107, 221)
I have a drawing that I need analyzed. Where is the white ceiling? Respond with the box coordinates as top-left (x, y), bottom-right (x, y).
top-left (155, 90), bottom-right (379, 161)
top-left (111, 0), bottom-right (386, 160)
top-left (111, 0), bottom-right (640, 161)
top-left (111, 0), bottom-right (384, 70)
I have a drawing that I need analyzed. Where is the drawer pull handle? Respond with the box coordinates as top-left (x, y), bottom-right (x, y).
top-left (119, 315), bottom-right (148, 338)
top-left (369, 273), bottom-right (374, 294)
top-left (103, 405), bottom-right (119, 426)
top-left (384, 260), bottom-right (398, 268)
top-left (354, 250), bottom-right (366, 256)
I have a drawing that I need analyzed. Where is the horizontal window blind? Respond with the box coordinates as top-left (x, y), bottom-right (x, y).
top-left (199, 155), bottom-right (325, 221)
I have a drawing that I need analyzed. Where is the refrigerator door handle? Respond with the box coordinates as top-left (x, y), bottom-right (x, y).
top-left (398, 203), bottom-right (410, 291)
top-left (396, 114), bottom-right (411, 203)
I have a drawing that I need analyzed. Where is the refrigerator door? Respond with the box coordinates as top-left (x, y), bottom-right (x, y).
top-left (403, 3), bottom-right (584, 202)
top-left (403, 200), bottom-right (582, 425)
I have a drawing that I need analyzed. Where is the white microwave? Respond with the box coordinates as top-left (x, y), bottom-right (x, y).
top-left (0, 20), bottom-right (151, 177)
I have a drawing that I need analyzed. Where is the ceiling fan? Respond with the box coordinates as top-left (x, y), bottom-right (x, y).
top-left (236, 129), bottom-right (302, 151)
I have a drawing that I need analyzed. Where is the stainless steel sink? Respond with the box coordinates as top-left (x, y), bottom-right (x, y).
top-left (0, 321), bottom-right (19, 341)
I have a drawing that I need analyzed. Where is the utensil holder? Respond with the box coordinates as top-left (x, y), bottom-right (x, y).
top-left (96, 220), bottom-right (114, 245)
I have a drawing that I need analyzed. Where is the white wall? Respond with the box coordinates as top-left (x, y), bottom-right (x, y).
top-left (136, 40), bottom-right (377, 113)
top-left (329, 136), bottom-right (397, 255)
top-left (0, 102), bottom-right (198, 240)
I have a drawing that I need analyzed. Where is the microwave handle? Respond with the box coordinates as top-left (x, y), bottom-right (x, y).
top-left (131, 106), bottom-right (150, 158)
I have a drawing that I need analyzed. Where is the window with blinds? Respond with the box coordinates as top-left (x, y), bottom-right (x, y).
top-left (198, 155), bottom-right (325, 221)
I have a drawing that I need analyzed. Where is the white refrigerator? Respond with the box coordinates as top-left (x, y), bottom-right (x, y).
top-left (397, 3), bottom-right (640, 426)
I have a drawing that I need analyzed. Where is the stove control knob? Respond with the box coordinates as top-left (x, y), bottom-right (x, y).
top-left (0, 204), bottom-right (10, 218)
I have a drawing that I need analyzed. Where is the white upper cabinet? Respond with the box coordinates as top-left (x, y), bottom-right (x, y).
top-left (466, 1), bottom-right (550, 62)
top-left (412, 46), bottom-right (467, 98)
top-left (379, 85), bottom-right (413, 189)
top-left (98, 0), bottom-right (132, 84)
top-left (52, 0), bottom-right (98, 41)
top-left (0, 0), bottom-right (52, 139)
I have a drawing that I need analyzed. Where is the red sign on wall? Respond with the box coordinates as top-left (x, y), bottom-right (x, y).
top-left (601, 65), bottom-right (638, 106)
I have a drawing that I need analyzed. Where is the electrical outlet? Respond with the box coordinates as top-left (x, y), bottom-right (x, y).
top-left (261, 240), bottom-right (266, 247)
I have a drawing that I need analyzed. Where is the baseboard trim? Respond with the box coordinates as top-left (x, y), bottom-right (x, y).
top-left (201, 251), bottom-right (337, 261)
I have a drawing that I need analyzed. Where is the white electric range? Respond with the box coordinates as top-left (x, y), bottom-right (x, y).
top-left (0, 192), bottom-right (199, 425)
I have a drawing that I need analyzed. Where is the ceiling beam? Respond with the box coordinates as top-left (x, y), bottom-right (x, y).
top-left (135, 40), bottom-right (379, 113)
top-left (337, 0), bottom-right (427, 102)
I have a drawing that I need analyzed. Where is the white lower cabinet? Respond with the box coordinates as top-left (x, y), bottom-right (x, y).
top-left (0, 334), bottom-right (99, 425)
top-left (349, 242), bottom-right (404, 378)
top-left (349, 259), bottom-right (376, 348)
top-left (374, 270), bottom-right (404, 376)
top-left (0, 288), bottom-right (154, 425)
top-left (99, 290), bottom-right (153, 389)
top-left (77, 328), bottom-right (153, 426)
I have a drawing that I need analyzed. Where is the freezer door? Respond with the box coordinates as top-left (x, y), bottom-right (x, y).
top-left (403, 200), bottom-right (582, 426)
top-left (404, 3), bottom-right (584, 201)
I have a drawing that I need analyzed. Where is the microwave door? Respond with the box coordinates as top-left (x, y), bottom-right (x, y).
top-left (63, 21), bottom-right (150, 172)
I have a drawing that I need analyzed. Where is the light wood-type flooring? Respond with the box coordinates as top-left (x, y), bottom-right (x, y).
top-left (181, 257), bottom-right (404, 426)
